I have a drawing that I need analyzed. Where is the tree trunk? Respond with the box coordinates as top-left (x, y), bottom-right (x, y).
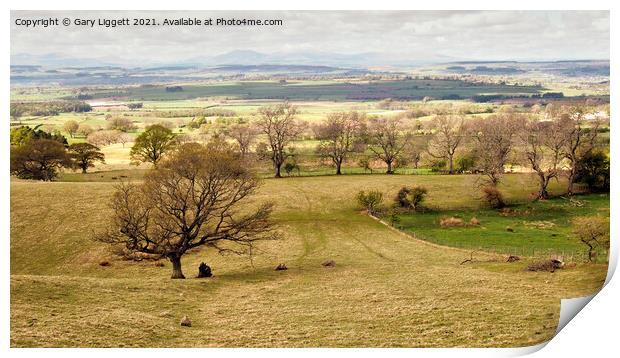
top-left (275, 164), bottom-right (282, 178)
top-left (534, 172), bottom-right (550, 200)
top-left (567, 167), bottom-right (577, 196)
top-left (336, 160), bottom-right (342, 175)
top-left (170, 256), bottom-right (185, 279)
top-left (386, 161), bottom-right (393, 174)
top-left (537, 180), bottom-right (549, 200)
top-left (448, 155), bottom-right (454, 174)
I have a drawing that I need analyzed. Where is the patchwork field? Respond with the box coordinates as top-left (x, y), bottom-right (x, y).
top-left (73, 79), bottom-right (543, 101)
top-left (10, 174), bottom-right (608, 347)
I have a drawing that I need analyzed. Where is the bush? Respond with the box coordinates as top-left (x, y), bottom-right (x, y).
top-left (284, 161), bottom-right (300, 176)
top-left (456, 155), bottom-right (476, 174)
top-left (575, 151), bottom-right (610, 192)
top-left (394, 186), bottom-right (428, 211)
top-left (358, 157), bottom-right (373, 173)
top-left (482, 186), bottom-right (505, 208)
top-left (430, 160), bottom-right (447, 173)
top-left (356, 190), bottom-right (384, 214)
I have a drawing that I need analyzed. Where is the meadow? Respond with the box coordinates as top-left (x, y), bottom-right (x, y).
top-left (10, 174), bottom-right (608, 347)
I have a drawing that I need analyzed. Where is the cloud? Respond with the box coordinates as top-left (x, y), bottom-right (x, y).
top-left (10, 10), bottom-right (610, 66)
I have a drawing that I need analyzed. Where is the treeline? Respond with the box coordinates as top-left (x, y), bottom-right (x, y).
top-left (10, 126), bottom-right (105, 180)
top-left (193, 103), bottom-right (609, 200)
top-left (154, 108), bottom-right (237, 118)
top-left (10, 100), bottom-right (92, 117)
top-left (472, 92), bottom-right (564, 103)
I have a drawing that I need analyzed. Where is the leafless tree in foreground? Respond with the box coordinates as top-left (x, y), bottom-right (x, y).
top-left (367, 116), bottom-right (410, 174)
top-left (94, 142), bottom-right (277, 279)
top-left (314, 111), bottom-right (365, 175)
top-left (255, 102), bottom-right (303, 178)
top-left (427, 115), bottom-right (467, 174)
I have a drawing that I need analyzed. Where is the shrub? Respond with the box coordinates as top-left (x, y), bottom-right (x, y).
top-left (358, 156), bottom-right (373, 173)
top-left (394, 186), bottom-right (428, 211)
top-left (456, 155), bottom-right (477, 174)
top-left (430, 160), bottom-right (447, 173)
top-left (356, 190), bottom-right (384, 214)
top-left (284, 161), bottom-right (300, 176)
top-left (482, 186), bottom-right (505, 208)
top-left (575, 150), bottom-right (610, 192)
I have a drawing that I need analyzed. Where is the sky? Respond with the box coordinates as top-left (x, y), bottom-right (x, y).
top-left (10, 10), bottom-right (610, 67)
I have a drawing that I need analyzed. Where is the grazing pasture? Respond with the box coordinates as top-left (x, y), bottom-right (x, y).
top-left (395, 193), bottom-right (610, 259)
top-left (10, 173), bottom-right (607, 347)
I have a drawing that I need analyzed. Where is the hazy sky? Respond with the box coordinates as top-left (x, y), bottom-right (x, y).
top-left (11, 10), bottom-right (610, 66)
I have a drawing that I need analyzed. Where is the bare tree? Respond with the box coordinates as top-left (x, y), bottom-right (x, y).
top-left (427, 115), bottom-right (467, 174)
top-left (553, 106), bottom-right (600, 195)
top-left (77, 124), bottom-right (94, 137)
top-left (95, 142), bottom-right (277, 279)
top-left (518, 116), bottom-right (566, 200)
top-left (471, 113), bottom-right (521, 186)
top-left (573, 216), bottom-right (610, 262)
top-left (226, 122), bottom-right (258, 158)
top-left (366, 116), bottom-right (410, 174)
top-left (117, 132), bottom-right (133, 148)
top-left (255, 103), bottom-right (303, 178)
top-left (106, 116), bottom-right (137, 132)
top-left (314, 111), bottom-right (364, 175)
top-left (63, 120), bottom-right (79, 138)
top-left (87, 130), bottom-right (122, 147)
top-left (403, 135), bottom-right (428, 169)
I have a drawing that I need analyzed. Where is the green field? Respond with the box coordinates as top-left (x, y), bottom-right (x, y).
top-left (10, 173), bottom-right (608, 347)
top-left (395, 193), bottom-right (610, 260)
top-left (64, 79), bottom-right (543, 102)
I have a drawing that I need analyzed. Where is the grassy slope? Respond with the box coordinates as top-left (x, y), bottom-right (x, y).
top-left (10, 174), bottom-right (607, 347)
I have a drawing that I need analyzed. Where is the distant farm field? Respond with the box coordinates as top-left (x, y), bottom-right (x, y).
top-left (79, 79), bottom-right (542, 101)
top-left (10, 173), bottom-right (607, 347)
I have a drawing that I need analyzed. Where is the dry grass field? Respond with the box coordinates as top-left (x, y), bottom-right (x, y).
top-left (10, 174), bottom-right (607, 347)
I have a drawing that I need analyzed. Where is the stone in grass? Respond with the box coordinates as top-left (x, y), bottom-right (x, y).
top-left (321, 260), bottom-right (336, 268)
top-left (275, 263), bottom-right (288, 271)
top-left (506, 255), bottom-right (520, 263)
top-left (180, 316), bottom-right (192, 327)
